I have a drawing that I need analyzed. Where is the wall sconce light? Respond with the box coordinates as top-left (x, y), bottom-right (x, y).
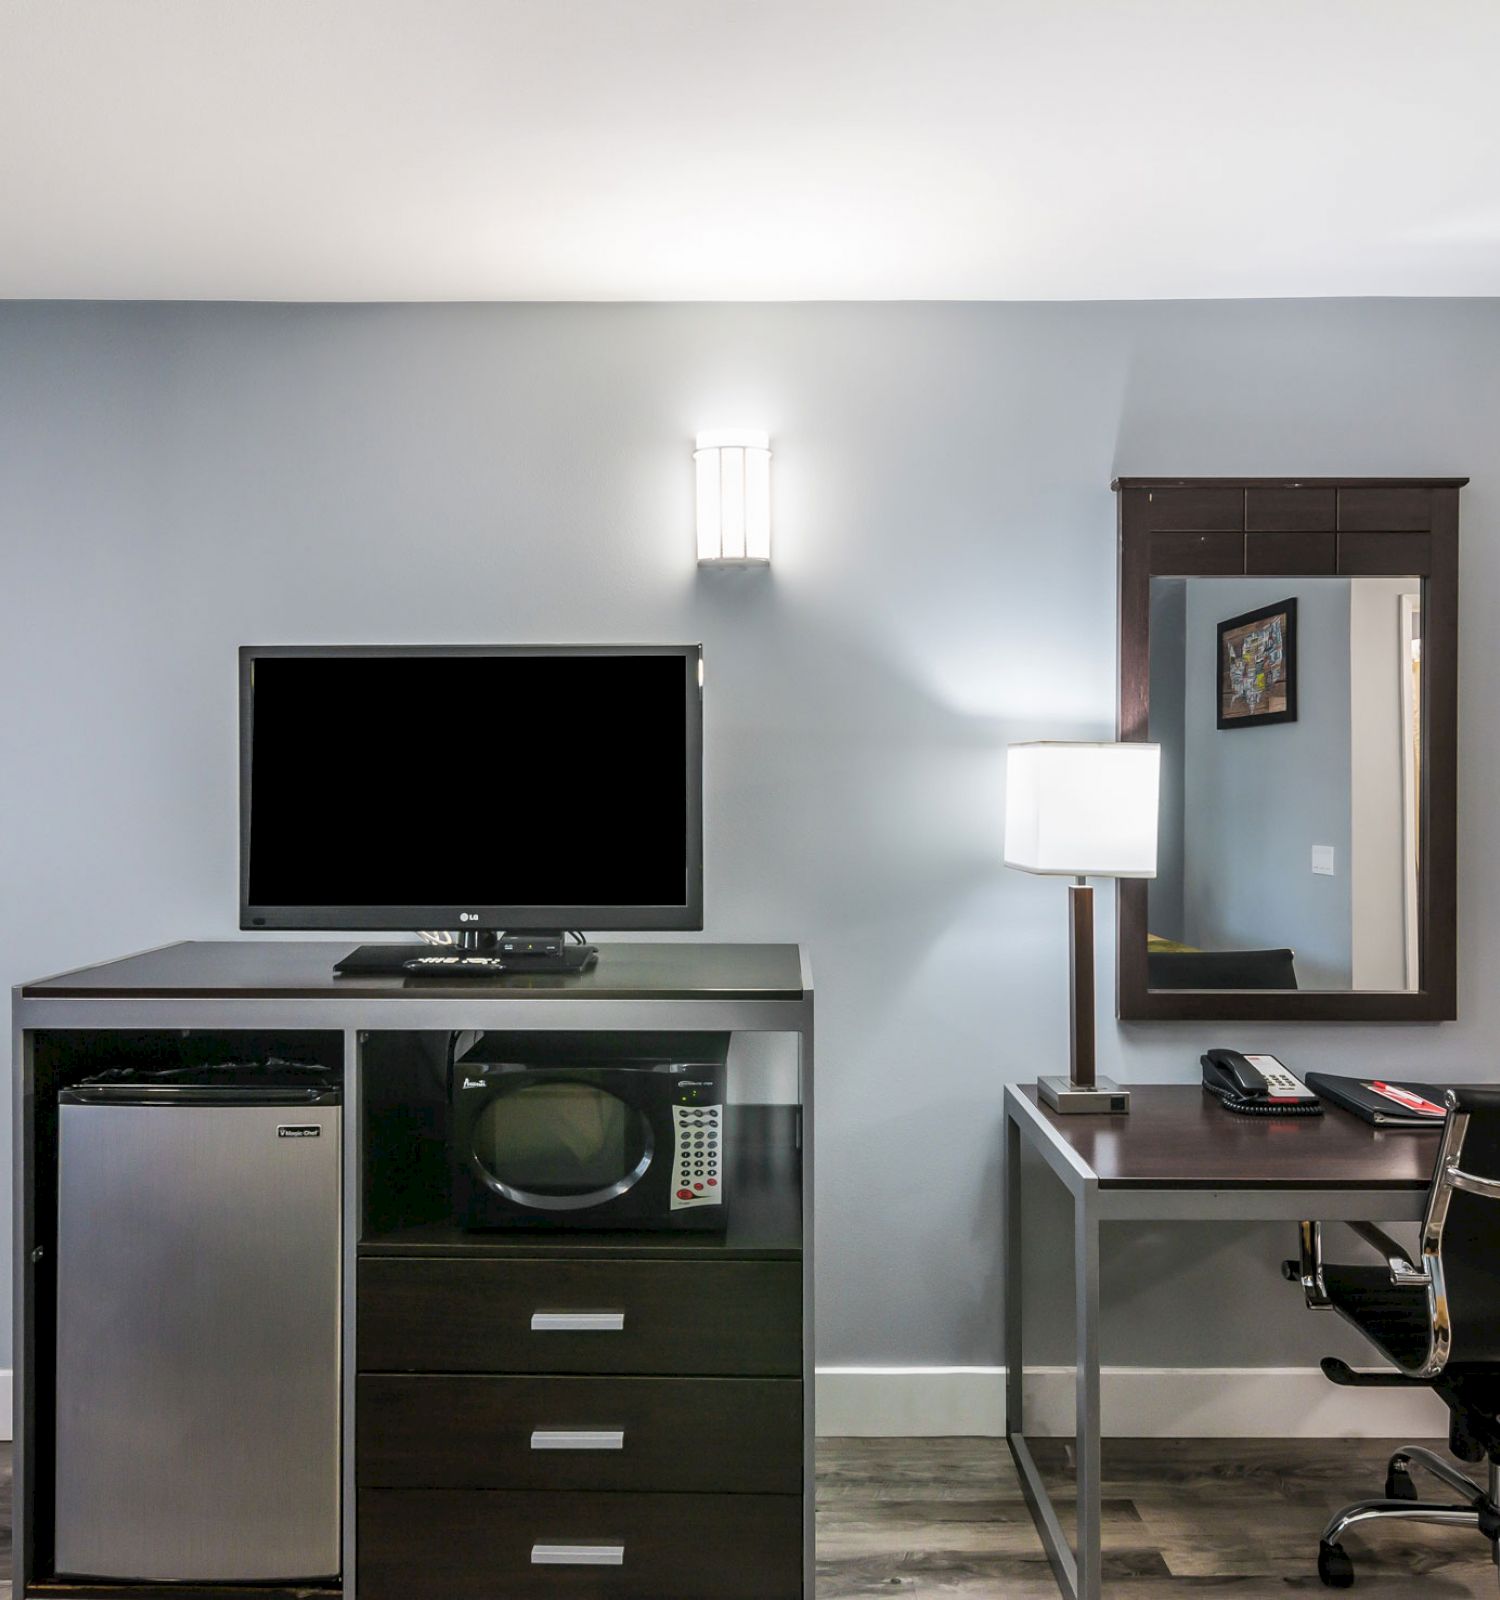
top-left (695, 429), bottom-right (771, 564)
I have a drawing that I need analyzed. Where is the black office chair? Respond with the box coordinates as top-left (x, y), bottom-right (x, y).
top-left (1284, 1086), bottom-right (1500, 1588)
top-left (1147, 946), bottom-right (1298, 990)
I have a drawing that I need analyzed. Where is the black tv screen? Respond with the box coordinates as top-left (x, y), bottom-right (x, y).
top-left (240, 646), bottom-right (702, 932)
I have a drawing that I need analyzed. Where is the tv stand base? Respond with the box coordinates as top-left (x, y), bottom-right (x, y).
top-left (333, 938), bottom-right (599, 978)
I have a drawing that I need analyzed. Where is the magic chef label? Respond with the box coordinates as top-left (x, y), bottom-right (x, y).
top-left (277, 1125), bottom-right (322, 1138)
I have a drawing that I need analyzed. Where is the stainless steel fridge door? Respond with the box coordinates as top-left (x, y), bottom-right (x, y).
top-left (54, 1101), bottom-right (341, 1581)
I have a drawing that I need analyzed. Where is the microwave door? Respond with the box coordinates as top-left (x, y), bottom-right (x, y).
top-left (468, 1076), bottom-right (655, 1212)
top-left (451, 1053), bottom-right (729, 1231)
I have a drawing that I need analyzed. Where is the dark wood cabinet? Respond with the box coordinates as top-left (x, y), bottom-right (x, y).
top-left (355, 1046), bottom-right (809, 1594)
top-left (355, 1251), bottom-right (806, 1585)
top-left (14, 945), bottom-right (813, 1600)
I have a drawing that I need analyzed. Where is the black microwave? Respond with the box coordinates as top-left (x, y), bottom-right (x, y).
top-left (450, 1032), bottom-right (730, 1231)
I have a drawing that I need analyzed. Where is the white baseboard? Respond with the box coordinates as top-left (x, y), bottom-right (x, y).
top-left (815, 1366), bottom-right (1448, 1439)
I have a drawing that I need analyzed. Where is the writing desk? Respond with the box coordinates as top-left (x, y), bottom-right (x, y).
top-left (1004, 1083), bottom-right (1434, 1600)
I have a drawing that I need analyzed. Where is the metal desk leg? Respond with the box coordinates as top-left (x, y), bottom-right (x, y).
top-left (1005, 1095), bottom-right (1103, 1600)
top-left (1005, 1105), bottom-right (1024, 1438)
top-left (1074, 1189), bottom-right (1102, 1600)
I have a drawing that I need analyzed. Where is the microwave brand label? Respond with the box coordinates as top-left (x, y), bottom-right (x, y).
top-left (277, 1124), bottom-right (321, 1138)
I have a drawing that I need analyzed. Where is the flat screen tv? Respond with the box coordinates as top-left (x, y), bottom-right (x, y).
top-left (239, 644), bottom-right (703, 938)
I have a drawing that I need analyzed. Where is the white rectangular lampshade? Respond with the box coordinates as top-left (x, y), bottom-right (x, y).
top-left (695, 430), bottom-right (770, 563)
top-left (1004, 742), bottom-right (1161, 877)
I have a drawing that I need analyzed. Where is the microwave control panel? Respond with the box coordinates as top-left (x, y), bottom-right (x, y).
top-left (670, 1103), bottom-right (722, 1209)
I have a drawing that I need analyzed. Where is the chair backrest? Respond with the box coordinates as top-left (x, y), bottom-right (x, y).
top-left (1146, 947), bottom-right (1298, 991)
top-left (1418, 1086), bottom-right (1500, 1373)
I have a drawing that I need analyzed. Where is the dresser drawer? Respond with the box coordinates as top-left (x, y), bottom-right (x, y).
top-left (358, 1488), bottom-right (803, 1600)
top-left (359, 1374), bottom-right (802, 1493)
top-left (358, 1257), bottom-right (802, 1376)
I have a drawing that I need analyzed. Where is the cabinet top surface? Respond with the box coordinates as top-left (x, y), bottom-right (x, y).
top-left (1111, 476), bottom-right (1469, 490)
top-left (19, 940), bottom-right (808, 1002)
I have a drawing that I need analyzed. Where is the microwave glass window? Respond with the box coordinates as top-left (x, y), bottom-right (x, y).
top-left (474, 1082), bottom-right (637, 1195)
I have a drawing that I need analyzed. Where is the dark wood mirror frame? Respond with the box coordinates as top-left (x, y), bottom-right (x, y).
top-left (1114, 476), bottom-right (1464, 1022)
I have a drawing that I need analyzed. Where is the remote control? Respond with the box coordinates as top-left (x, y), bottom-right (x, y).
top-left (670, 1103), bottom-right (722, 1210)
top-left (402, 954), bottom-right (509, 975)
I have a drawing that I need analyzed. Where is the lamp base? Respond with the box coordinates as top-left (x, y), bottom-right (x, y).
top-left (1038, 1075), bottom-right (1131, 1115)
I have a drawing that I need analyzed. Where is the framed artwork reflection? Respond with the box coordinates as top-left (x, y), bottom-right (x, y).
top-left (1217, 597), bottom-right (1297, 730)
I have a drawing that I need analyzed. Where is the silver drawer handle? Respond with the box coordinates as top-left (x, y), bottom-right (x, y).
top-left (531, 1429), bottom-right (625, 1451)
top-left (531, 1543), bottom-right (625, 1566)
top-left (530, 1311), bottom-right (625, 1333)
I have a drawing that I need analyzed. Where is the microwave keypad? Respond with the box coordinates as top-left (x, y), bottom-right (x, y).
top-left (670, 1104), bottom-right (723, 1209)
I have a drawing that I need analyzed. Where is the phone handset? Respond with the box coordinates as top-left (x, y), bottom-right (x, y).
top-left (1202, 1050), bottom-right (1322, 1116)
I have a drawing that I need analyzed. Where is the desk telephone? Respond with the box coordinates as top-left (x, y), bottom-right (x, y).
top-left (1202, 1049), bottom-right (1323, 1116)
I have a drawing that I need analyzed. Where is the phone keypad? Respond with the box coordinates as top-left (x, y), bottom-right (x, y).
top-left (1243, 1054), bottom-right (1318, 1099)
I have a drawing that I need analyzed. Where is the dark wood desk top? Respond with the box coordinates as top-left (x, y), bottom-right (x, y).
top-left (1019, 1085), bottom-right (1437, 1190)
top-left (20, 940), bottom-right (808, 1002)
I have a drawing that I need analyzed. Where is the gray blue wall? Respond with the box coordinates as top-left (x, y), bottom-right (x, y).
top-left (4, 299), bottom-right (1500, 1374)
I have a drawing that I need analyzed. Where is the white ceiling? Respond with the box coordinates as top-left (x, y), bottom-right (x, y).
top-left (4, 0), bottom-right (1500, 301)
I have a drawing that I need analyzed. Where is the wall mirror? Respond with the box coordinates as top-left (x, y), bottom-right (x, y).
top-left (1115, 477), bottom-right (1463, 1021)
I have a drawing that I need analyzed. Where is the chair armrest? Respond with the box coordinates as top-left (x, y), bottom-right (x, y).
top-left (1348, 1220), bottom-right (1432, 1287)
top-left (1447, 1168), bottom-right (1500, 1201)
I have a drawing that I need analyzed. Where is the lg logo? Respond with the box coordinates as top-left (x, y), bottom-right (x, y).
top-left (459, 911), bottom-right (478, 922)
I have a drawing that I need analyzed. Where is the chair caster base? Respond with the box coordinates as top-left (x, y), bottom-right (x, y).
top-left (1384, 1459), bottom-right (1418, 1501)
top-left (1319, 1541), bottom-right (1355, 1588)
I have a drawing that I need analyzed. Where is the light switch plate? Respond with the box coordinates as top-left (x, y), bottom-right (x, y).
top-left (1311, 845), bottom-right (1336, 876)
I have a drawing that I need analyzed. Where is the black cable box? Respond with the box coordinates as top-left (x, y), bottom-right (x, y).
top-left (499, 934), bottom-right (563, 958)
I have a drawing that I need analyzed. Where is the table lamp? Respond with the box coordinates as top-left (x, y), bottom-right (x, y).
top-left (1004, 741), bottom-right (1161, 1114)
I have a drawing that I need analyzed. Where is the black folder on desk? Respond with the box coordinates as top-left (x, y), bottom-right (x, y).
top-left (1306, 1072), bottom-right (1450, 1129)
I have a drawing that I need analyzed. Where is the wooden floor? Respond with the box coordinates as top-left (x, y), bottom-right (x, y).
top-left (4, 1438), bottom-right (1497, 1596)
top-left (818, 1438), bottom-right (1500, 1597)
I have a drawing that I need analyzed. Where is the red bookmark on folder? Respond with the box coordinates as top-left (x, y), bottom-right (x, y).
top-left (1366, 1082), bottom-right (1446, 1117)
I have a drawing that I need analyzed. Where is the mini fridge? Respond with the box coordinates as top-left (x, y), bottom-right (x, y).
top-left (53, 1062), bottom-right (342, 1581)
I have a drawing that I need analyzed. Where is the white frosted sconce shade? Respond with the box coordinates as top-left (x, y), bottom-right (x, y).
top-left (695, 430), bottom-right (770, 564)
